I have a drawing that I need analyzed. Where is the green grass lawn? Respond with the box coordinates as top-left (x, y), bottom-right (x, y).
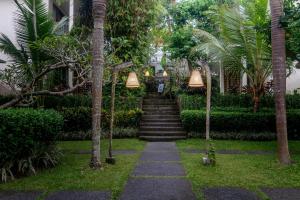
top-left (177, 139), bottom-right (300, 200)
top-left (0, 139), bottom-right (145, 200)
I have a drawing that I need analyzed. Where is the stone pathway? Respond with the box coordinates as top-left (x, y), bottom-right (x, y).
top-left (204, 187), bottom-right (260, 200)
top-left (119, 142), bottom-right (196, 200)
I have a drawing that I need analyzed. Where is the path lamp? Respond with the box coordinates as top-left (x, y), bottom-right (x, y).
top-left (163, 70), bottom-right (168, 77)
top-left (106, 62), bottom-right (136, 165)
top-left (188, 61), bottom-right (213, 165)
top-left (126, 72), bottom-right (140, 88)
top-left (145, 70), bottom-right (150, 77)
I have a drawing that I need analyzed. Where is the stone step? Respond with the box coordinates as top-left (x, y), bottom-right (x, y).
top-left (142, 115), bottom-right (181, 120)
top-left (142, 105), bottom-right (178, 110)
top-left (141, 118), bottom-right (182, 123)
top-left (140, 126), bottom-right (185, 132)
top-left (139, 135), bottom-right (187, 141)
top-left (145, 95), bottom-right (167, 99)
top-left (139, 130), bottom-right (186, 136)
top-left (143, 99), bottom-right (176, 105)
top-left (143, 110), bottom-right (179, 115)
top-left (140, 122), bottom-right (183, 126)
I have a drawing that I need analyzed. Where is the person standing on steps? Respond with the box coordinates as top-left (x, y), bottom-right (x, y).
top-left (158, 80), bottom-right (164, 95)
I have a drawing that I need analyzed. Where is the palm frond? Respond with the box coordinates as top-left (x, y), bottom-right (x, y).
top-left (0, 33), bottom-right (28, 64)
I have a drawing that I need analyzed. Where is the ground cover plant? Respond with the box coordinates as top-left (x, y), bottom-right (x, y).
top-left (0, 139), bottom-right (145, 199)
top-left (176, 139), bottom-right (300, 200)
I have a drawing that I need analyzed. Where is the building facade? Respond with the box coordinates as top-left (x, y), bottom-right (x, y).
top-left (0, 0), bottom-right (80, 94)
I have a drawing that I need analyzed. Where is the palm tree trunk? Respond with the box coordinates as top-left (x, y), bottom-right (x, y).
top-left (90, 0), bottom-right (107, 169)
top-left (270, 0), bottom-right (291, 165)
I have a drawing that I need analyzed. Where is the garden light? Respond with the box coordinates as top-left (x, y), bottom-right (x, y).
top-left (145, 70), bottom-right (150, 77)
top-left (126, 72), bottom-right (140, 88)
top-left (163, 70), bottom-right (168, 77)
top-left (188, 70), bottom-right (204, 88)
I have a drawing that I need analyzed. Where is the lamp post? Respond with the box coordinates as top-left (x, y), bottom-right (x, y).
top-left (106, 62), bottom-right (135, 164)
top-left (188, 61), bottom-right (211, 141)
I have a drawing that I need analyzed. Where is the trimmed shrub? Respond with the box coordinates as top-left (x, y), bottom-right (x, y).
top-left (114, 109), bottom-right (143, 128)
top-left (41, 95), bottom-right (142, 110)
top-left (178, 94), bottom-right (300, 110)
top-left (189, 131), bottom-right (276, 141)
top-left (59, 107), bottom-right (143, 137)
top-left (181, 109), bottom-right (300, 140)
top-left (58, 128), bottom-right (139, 141)
top-left (0, 109), bottom-right (63, 182)
top-left (60, 107), bottom-right (92, 132)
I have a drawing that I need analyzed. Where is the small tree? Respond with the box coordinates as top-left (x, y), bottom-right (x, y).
top-left (193, 2), bottom-right (272, 112)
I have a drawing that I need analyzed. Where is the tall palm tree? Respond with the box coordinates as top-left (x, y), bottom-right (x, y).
top-left (90, 0), bottom-right (107, 169)
top-left (193, 2), bottom-right (271, 112)
top-left (270, 0), bottom-right (291, 165)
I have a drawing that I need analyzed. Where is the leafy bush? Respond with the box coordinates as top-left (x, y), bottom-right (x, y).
top-left (60, 107), bottom-right (92, 132)
top-left (114, 109), bottom-right (143, 127)
top-left (40, 95), bottom-right (142, 111)
top-left (189, 131), bottom-right (276, 141)
top-left (58, 128), bottom-right (139, 141)
top-left (181, 109), bottom-right (300, 140)
top-left (178, 94), bottom-right (300, 110)
top-left (0, 109), bottom-right (63, 182)
top-left (60, 107), bottom-right (143, 136)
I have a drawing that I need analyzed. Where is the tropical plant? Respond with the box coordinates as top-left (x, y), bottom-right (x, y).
top-left (193, 1), bottom-right (272, 112)
top-left (0, 30), bottom-right (92, 108)
top-left (270, 0), bottom-right (291, 165)
top-left (283, 0), bottom-right (300, 63)
top-left (0, 0), bottom-right (62, 75)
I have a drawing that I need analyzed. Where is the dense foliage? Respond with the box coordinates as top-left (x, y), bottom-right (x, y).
top-left (283, 0), bottom-right (300, 62)
top-left (41, 95), bottom-right (142, 111)
top-left (178, 94), bottom-right (300, 110)
top-left (0, 109), bottom-right (63, 182)
top-left (181, 109), bottom-right (300, 140)
top-left (60, 107), bottom-right (143, 134)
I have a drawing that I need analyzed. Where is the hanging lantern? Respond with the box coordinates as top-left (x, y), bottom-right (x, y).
top-left (163, 70), bottom-right (168, 77)
top-left (126, 72), bottom-right (140, 88)
top-left (188, 70), bottom-right (204, 88)
top-left (145, 70), bottom-right (150, 77)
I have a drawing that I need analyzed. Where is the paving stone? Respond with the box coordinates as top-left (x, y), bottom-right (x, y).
top-left (262, 188), bottom-right (300, 200)
top-left (45, 191), bottom-right (111, 200)
top-left (204, 187), bottom-right (260, 200)
top-left (144, 142), bottom-right (177, 152)
top-left (140, 151), bottom-right (180, 161)
top-left (133, 162), bottom-right (185, 176)
top-left (119, 178), bottom-right (196, 200)
top-left (0, 191), bottom-right (42, 200)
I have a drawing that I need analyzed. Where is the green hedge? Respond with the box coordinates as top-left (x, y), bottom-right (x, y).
top-left (181, 109), bottom-right (300, 140)
top-left (178, 94), bottom-right (300, 110)
top-left (40, 95), bottom-right (142, 110)
top-left (0, 109), bottom-right (63, 182)
top-left (59, 107), bottom-right (143, 134)
top-left (58, 128), bottom-right (139, 141)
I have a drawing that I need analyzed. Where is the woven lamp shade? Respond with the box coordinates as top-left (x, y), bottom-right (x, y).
top-left (163, 71), bottom-right (168, 77)
top-left (126, 72), bottom-right (140, 88)
top-left (188, 70), bottom-right (204, 88)
top-left (145, 70), bottom-right (150, 77)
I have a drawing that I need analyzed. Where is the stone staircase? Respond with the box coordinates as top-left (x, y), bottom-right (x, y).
top-left (139, 93), bottom-right (187, 141)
